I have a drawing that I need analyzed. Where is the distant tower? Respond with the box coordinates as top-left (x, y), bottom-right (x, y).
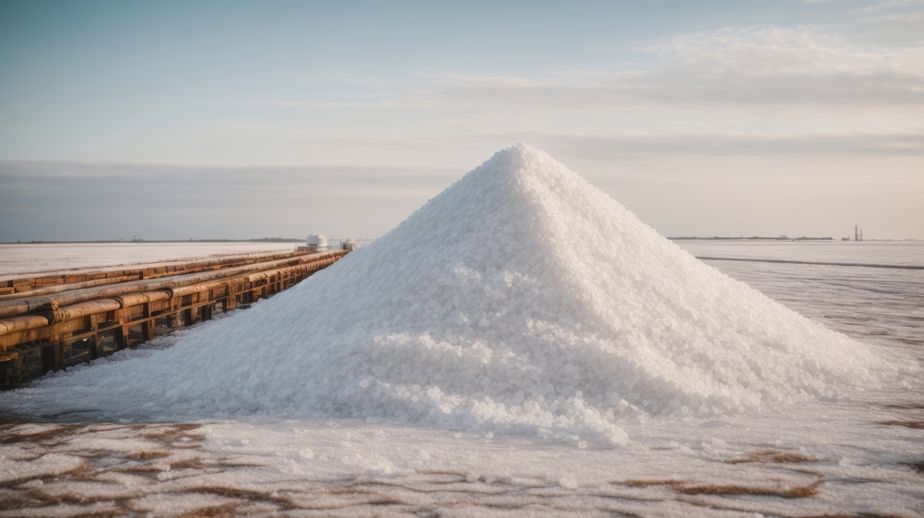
top-left (860, 229), bottom-right (863, 242)
top-left (854, 225), bottom-right (858, 241)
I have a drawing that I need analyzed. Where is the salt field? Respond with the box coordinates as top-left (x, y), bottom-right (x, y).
top-left (677, 240), bottom-right (924, 268)
top-left (6, 0), bottom-right (923, 514)
top-left (0, 248), bottom-right (920, 515)
top-left (3, 146), bottom-right (901, 431)
top-left (0, 242), bottom-right (297, 275)
top-left (0, 146), bottom-right (921, 516)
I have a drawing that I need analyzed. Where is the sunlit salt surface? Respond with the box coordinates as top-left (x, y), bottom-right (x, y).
top-left (2, 145), bottom-right (903, 444)
top-left (1, 145), bottom-right (920, 516)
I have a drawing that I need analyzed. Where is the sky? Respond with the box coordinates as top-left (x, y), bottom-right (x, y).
top-left (1, 0), bottom-right (922, 241)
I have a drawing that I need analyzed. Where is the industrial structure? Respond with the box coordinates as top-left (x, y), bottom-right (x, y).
top-left (0, 248), bottom-right (349, 388)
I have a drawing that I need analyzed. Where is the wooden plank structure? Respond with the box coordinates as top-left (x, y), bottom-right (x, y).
top-left (0, 248), bottom-right (348, 388)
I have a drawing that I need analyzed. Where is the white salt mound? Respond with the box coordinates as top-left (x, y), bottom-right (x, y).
top-left (7, 144), bottom-right (893, 445)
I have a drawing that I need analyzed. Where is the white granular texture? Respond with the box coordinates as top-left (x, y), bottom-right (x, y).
top-left (8, 144), bottom-right (892, 445)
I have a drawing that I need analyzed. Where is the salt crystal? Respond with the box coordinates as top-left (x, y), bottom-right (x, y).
top-left (559, 476), bottom-right (578, 489)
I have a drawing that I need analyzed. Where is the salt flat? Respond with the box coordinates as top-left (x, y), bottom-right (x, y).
top-left (1, 243), bottom-right (920, 516)
top-left (0, 146), bottom-right (920, 516)
top-left (677, 240), bottom-right (924, 268)
top-left (0, 242), bottom-right (297, 275)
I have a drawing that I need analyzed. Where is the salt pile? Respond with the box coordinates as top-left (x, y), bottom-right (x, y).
top-left (7, 144), bottom-right (891, 444)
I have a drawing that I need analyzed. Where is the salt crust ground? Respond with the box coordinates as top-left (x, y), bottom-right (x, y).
top-left (1, 397), bottom-right (922, 516)
top-left (0, 144), bottom-right (907, 447)
top-left (1, 258), bottom-right (922, 516)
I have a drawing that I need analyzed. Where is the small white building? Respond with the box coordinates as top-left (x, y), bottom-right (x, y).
top-left (305, 234), bottom-right (328, 251)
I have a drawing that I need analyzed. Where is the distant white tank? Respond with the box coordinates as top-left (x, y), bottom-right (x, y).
top-left (306, 234), bottom-right (328, 251)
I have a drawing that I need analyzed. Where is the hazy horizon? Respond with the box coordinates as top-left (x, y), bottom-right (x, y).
top-left (2, 0), bottom-right (923, 241)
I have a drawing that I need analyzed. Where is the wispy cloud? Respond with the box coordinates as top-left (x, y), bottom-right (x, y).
top-left (850, 0), bottom-right (924, 14)
top-left (862, 11), bottom-right (924, 24)
top-left (528, 131), bottom-right (924, 158)
top-left (416, 27), bottom-right (924, 108)
top-left (292, 130), bottom-right (924, 157)
top-left (208, 27), bottom-right (924, 113)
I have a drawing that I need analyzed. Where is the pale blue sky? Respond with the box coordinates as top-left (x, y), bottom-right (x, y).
top-left (1, 0), bottom-right (922, 241)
